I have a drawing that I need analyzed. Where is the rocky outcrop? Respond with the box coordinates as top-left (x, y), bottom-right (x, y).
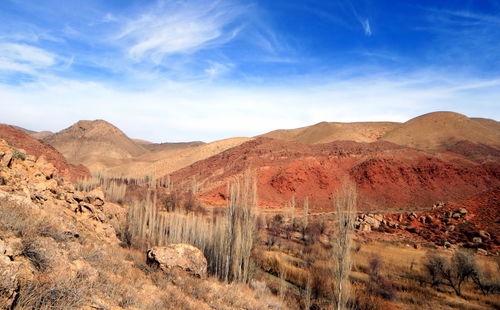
top-left (0, 125), bottom-right (90, 181)
top-left (147, 244), bottom-right (208, 278)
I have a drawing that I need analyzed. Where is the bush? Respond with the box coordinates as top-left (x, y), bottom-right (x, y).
top-left (11, 148), bottom-right (26, 160)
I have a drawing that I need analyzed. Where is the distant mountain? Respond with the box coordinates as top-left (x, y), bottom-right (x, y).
top-left (380, 112), bottom-right (500, 150)
top-left (105, 137), bottom-right (252, 178)
top-left (260, 121), bottom-right (400, 144)
top-left (44, 120), bottom-right (148, 172)
top-left (142, 141), bottom-right (206, 152)
top-left (12, 125), bottom-right (54, 140)
top-left (0, 124), bottom-right (89, 180)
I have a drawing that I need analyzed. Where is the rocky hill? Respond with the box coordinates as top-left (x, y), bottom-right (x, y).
top-left (0, 124), bottom-right (89, 181)
top-left (0, 139), bottom-right (281, 309)
top-left (44, 120), bottom-right (148, 172)
top-left (168, 138), bottom-right (499, 211)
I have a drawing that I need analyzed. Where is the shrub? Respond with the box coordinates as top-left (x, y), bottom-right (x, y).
top-left (11, 148), bottom-right (26, 160)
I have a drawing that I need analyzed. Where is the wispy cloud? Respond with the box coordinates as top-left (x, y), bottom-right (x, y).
top-left (361, 19), bottom-right (371, 36)
top-left (117, 0), bottom-right (244, 63)
top-left (0, 43), bottom-right (57, 74)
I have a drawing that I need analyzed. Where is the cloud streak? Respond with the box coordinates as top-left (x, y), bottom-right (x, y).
top-left (117, 0), bottom-right (244, 63)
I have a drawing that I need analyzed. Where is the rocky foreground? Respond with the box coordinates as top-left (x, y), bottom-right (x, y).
top-left (0, 139), bottom-right (281, 309)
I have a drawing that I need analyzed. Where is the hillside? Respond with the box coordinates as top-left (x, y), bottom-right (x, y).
top-left (381, 112), bottom-right (500, 150)
top-left (261, 121), bottom-right (401, 144)
top-left (0, 124), bottom-right (89, 180)
top-left (44, 120), bottom-right (148, 172)
top-left (168, 137), bottom-right (499, 211)
top-left (0, 139), bottom-right (280, 310)
top-left (105, 137), bottom-right (252, 178)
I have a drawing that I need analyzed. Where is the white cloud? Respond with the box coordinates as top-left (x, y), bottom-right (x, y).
top-left (0, 70), bottom-right (498, 143)
top-left (117, 0), bottom-right (243, 63)
top-left (0, 43), bottom-right (56, 74)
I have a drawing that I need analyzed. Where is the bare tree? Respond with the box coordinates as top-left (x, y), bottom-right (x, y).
top-left (423, 249), bottom-right (478, 297)
top-left (331, 181), bottom-right (357, 310)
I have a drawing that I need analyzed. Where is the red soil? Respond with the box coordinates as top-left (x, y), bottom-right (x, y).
top-left (0, 124), bottom-right (89, 181)
top-left (168, 138), bottom-right (499, 212)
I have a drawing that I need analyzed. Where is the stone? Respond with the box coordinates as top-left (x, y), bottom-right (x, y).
top-left (85, 188), bottom-right (105, 207)
top-left (358, 223), bottom-right (372, 232)
top-left (73, 191), bottom-right (85, 203)
top-left (35, 156), bottom-right (56, 179)
top-left (452, 212), bottom-right (461, 219)
top-left (363, 216), bottom-right (381, 229)
top-left (472, 237), bottom-right (482, 244)
top-left (479, 231), bottom-right (491, 240)
top-left (425, 215), bottom-right (434, 223)
top-left (477, 248), bottom-right (488, 256)
top-left (0, 260), bottom-right (22, 308)
top-left (444, 241), bottom-right (452, 248)
top-left (147, 244), bottom-right (208, 278)
top-left (458, 208), bottom-right (468, 215)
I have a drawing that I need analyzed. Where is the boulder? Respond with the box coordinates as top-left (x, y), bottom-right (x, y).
top-left (85, 188), bottom-right (105, 207)
top-left (146, 244), bottom-right (207, 278)
top-left (479, 231), bottom-right (491, 240)
top-left (0, 260), bottom-right (22, 309)
top-left (472, 237), bottom-right (482, 244)
top-left (358, 223), bottom-right (371, 232)
top-left (363, 215), bottom-right (381, 229)
top-left (458, 208), bottom-right (468, 215)
top-left (35, 156), bottom-right (56, 179)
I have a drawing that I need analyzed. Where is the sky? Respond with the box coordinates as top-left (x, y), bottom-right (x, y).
top-left (0, 0), bottom-right (499, 142)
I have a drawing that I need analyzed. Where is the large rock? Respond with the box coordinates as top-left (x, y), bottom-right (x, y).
top-left (146, 244), bottom-right (207, 278)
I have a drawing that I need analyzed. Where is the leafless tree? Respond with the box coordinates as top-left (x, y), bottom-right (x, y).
top-left (331, 181), bottom-right (357, 310)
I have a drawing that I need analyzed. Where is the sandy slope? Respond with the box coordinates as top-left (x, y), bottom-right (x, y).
top-left (260, 121), bottom-right (401, 144)
top-left (381, 112), bottom-right (500, 149)
top-left (105, 137), bottom-right (252, 178)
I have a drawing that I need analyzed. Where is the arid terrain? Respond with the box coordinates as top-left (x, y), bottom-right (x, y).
top-left (1, 111), bottom-right (499, 310)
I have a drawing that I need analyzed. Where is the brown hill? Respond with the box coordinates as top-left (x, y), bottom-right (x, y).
top-left (381, 112), bottom-right (500, 150)
top-left (168, 137), bottom-right (499, 212)
top-left (105, 137), bottom-right (252, 178)
top-left (13, 125), bottom-right (54, 140)
top-left (0, 124), bottom-right (89, 180)
top-left (260, 121), bottom-right (401, 144)
top-left (44, 120), bottom-right (148, 173)
top-left (142, 141), bottom-right (205, 152)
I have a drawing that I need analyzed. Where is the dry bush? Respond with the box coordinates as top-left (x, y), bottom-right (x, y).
top-left (366, 255), bottom-right (396, 300)
top-left (16, 272), bottom-right (90, 309)
top-left (423, 249), bottom-right (480, 297)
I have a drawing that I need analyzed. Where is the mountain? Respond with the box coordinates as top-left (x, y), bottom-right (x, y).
top-left (168, 137), bottom-right (499, 211)
top-left (260, 121), bottom-right (401, 144)
top-left (44, 120), bottom-right (148, 172)
top-left (12, 125), bottom-right (54, 140)
top-left (0, 124), bottom-right (89, 180)
top-left (105, 137), bottom-right (252, 178)
top-left (142, 141), bottom-right (205, 152)
top-left (380, 112), bottom-right (500, 150)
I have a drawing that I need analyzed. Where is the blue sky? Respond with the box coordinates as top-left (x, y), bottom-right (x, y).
top-left (0, 0), bottom-right (499, 142)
